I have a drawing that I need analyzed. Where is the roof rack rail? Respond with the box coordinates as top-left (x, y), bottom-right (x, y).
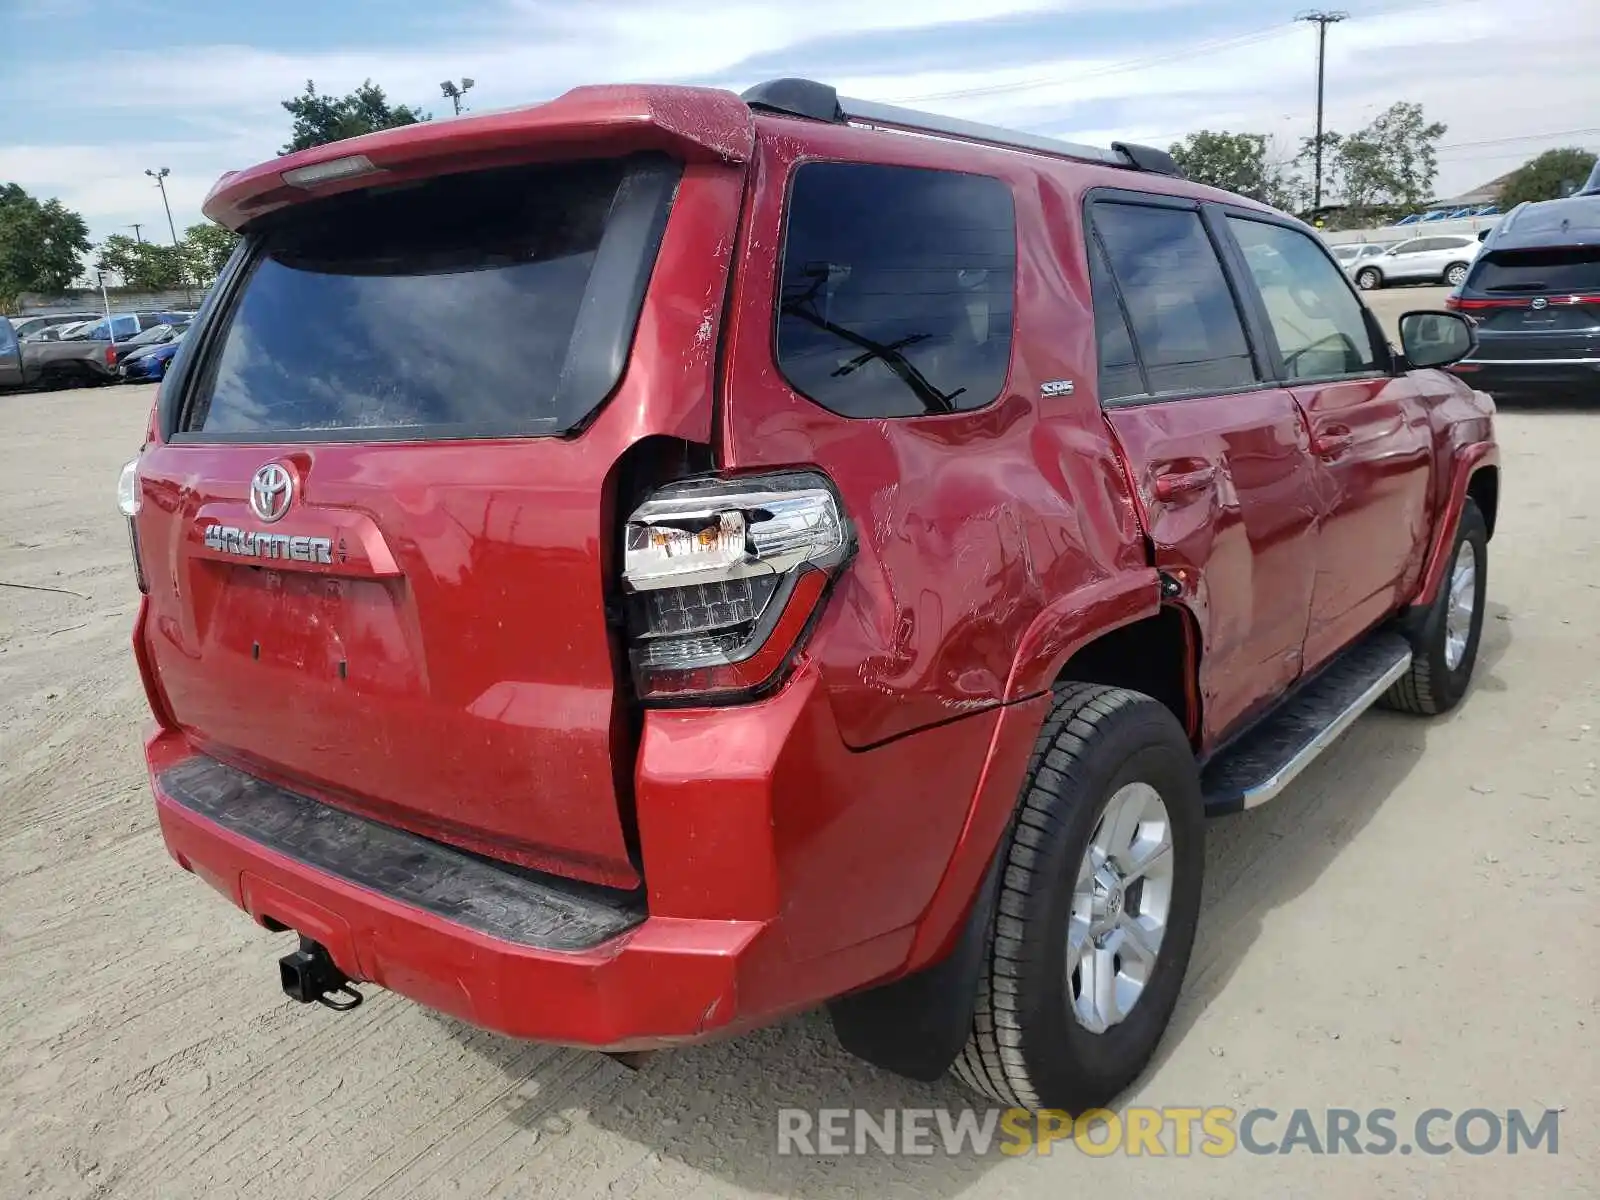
top-left (740, 78), bottom-right (1184, 179)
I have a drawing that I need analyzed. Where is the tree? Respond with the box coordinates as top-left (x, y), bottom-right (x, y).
top-left (96, 234), bottom-right (187, 290)
top-left (181, 221), bottom-right (239, 283)
top-left (1327, 102), bottom-right (1446, 213)
top-left (0, 184), bottom-right (92, 309)
top-left (1170, 130), bottom-right (1269, 196)
top-left (1168, 131), bottom-right (1305, 212)
top-left (1498, 147), bottom-right (1599, 209)
top-left (281, 80), bottom-right (427, 154)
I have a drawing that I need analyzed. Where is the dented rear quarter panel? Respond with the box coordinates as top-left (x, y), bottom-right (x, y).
top-left (719, 118), bottom-right (1153, 750)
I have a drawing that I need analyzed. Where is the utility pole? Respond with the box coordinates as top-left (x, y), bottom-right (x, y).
top-left (127, 223), bottom-right (144, 244)
top-left (1297, 10), bottom-right (1347, 212)
top-left (440, 77), bottom-right (475, 116)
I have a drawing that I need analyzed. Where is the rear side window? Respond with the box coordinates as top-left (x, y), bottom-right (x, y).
top-left (1091, 202), bottom-right (1256, 398)
top-left (183, 156), bottom-right (679, 439)
top-left (1470, 246), bottom-right (1600, 293)
top-left (775, 162), bottom-right (1016, 418)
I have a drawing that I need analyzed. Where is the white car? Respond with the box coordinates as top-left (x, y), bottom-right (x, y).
top-left (1350, 234), bottom-right (1481, 291)
top-left (1331, 243), bottom-right (1388, 276)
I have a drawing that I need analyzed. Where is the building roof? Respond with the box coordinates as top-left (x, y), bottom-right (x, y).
top-left (1428, 170), bottom-right (1518, 210)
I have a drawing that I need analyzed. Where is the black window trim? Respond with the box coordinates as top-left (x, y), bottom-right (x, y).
top-left (1082, 187), bottom-right (1277, 410)
top-left (771, 156), bottom-right (1020, 421)
top-left (1212, 205), bottom-right (1397, 386)
top-left (164, 153), bottom-right (682, 445)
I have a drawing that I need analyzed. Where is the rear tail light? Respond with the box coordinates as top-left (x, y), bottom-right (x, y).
top-left (1452, 295), bottom-right (1600, 310)
top-left (621, 471), bottom-right (850, 701)
top-left (105, 344), bottom-right (117, 367)
top-left (116, 457), bottom-right (148, 593)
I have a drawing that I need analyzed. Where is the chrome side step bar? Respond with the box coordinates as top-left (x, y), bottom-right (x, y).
top-left (1202, 632), bottom-right (1413, 815)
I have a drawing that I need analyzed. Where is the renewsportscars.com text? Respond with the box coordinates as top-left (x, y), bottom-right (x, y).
top-left (776, 1106), bottom-right (1562, 1158)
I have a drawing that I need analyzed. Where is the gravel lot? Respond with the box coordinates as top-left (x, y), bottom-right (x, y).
top-left (2, 287), bottom-right (1595, 1198)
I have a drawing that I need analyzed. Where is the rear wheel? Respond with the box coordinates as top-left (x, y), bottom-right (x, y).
top-left (1383, 498), bottom-right (1488, 715)
top-left (1445, 262), bottom-right (1470, 288)
top-left (950, 685), bottom-right (1203, 1112)
top-left (1356, 267), bottom-right (1383, 291)
top-left (39, 366), bottom-right (87, 391)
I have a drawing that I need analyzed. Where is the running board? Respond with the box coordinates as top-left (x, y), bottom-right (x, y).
top-left (1201, 632), bottom-right (1413, 815)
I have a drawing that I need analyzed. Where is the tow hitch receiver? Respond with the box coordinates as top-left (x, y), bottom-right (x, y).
top-left (278, 936), bottom-right (364, 1011)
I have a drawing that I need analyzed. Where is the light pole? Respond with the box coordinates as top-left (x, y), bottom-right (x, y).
top-left (440, 77), bottom-right (475, 116)
top-left (127, 223), bottom-right (144, 244)
top-left (145, 167), bottom-right (180, 246)
top-left (144, 167), bottom-right (191, 303)
top-left (1297, 10), bottom-right (1348, 213)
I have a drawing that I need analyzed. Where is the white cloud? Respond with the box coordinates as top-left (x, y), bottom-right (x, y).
top-left (4, 0), bottom-right (1597, 239)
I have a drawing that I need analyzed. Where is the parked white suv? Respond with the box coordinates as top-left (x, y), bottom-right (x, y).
top-left (1352, 234), bottom-right (1480, 291)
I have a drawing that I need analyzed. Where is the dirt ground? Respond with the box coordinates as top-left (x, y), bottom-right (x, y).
top-left (2, 287), bottom-right (1596, 1198)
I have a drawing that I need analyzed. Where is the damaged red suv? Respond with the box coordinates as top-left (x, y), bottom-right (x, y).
top-left (123, 78), bottom-right (1498, 1112)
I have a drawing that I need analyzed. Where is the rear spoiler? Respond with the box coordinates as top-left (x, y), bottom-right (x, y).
top-left (202, 84), bottom-right (755, 231)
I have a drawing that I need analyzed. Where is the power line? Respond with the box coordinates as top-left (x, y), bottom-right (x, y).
top-left (884, 0), bottom-right (1498, 108)
top-left (1437, 127), bottom-right (1600, 152)
top-left (886, 22), bottom-right (1298, 104)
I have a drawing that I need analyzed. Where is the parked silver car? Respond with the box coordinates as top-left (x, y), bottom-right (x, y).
top-left (1351, 234), bottom-right (1481, 291)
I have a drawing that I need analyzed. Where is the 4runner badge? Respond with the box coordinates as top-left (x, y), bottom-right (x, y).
top-left (203, 524), bottom-right (334, 564)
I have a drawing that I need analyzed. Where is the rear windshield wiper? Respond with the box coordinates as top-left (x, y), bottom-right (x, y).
top-left (781, 280), bottom-right (963, 415)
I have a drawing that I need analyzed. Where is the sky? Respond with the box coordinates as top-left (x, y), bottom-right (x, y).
top-left (1, 0), bottom-right (1597, 251)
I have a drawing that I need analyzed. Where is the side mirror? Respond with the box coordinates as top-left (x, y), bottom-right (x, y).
top-left (1399, 310), bottom-right (1476, 370)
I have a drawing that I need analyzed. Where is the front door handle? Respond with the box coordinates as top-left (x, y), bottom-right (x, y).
top-left (1311, 424), bottom-right (1355, 458)
top-left (1153, 465), bottom-right (1217, 501)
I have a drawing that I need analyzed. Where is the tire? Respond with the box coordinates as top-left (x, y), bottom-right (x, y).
top-left (1356, 267), bottom-right (1383, 291)
top-left (1382, 498), bottom-right (1488, 715)
top-left (39, 367), bottom-right (81, 391)
top-left (1445, 263), bottom-right (1470, 288)
top-left (950, 684), bottom-right (1204, 1112)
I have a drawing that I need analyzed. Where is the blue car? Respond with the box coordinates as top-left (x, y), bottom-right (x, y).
top-left (120, 336), bottom-right (182, 382)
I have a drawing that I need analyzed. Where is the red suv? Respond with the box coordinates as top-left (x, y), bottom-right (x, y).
top-left (122, 79), bottom-right (1498, 1112)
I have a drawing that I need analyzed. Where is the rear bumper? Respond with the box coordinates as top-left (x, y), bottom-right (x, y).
top-left (146, 659), bottom-right (1041, 1049)
top-left (154, 760), bottom-right (757, 1049)
top-left (1451, 356), bottom-right (1600, 395)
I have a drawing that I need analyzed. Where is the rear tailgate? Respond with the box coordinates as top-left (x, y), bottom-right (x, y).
top-left (1463, 243), bottom-right (1600, 358)
top-left (135, 91), bottom-right (752, 890)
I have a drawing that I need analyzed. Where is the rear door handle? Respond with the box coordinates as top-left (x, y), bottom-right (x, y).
top-left (1311, 425), bottom-right (1355, 458)
top-left (1153, 465), bottom-right (1217, 501)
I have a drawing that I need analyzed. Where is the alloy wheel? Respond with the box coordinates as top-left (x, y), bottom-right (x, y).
top-left (1067, 782), bottom-right (1174, 1033)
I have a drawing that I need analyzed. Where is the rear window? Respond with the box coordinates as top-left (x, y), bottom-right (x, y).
top-left (775, 162), bottom-right (1016, 418)
top-left (1469, 246), bottom-right (1600, 293)
top-left (182, 155), bottom-right (679, 440)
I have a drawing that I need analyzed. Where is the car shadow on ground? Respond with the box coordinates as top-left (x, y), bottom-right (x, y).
top-left (1149, 598), bottom-right (1513, 1071)
top-left (437, 603), bottom-right (1513, 1198)
top-left (1482, 392), bottom-right (1598, 415)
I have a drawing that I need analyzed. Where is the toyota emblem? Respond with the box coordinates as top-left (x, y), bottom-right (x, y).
top-left (1531, 297), bottom-right (1549, 310)
top-left (249, 463), bottom-right (294, 523)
